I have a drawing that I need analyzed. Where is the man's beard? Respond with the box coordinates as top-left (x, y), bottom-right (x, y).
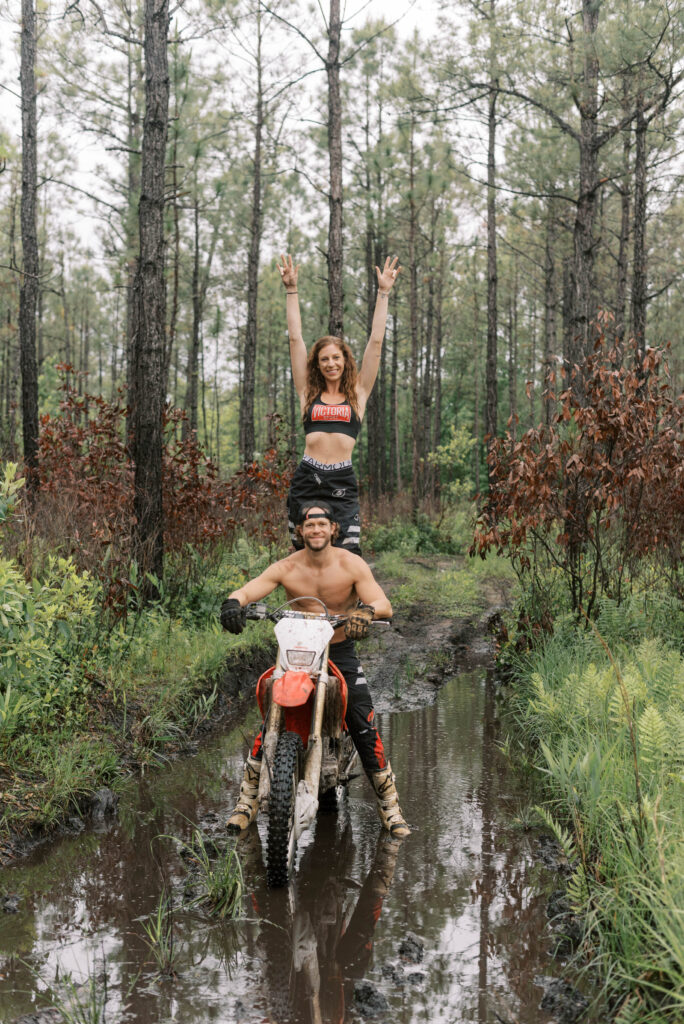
top-left (302, 533), bottom-right (331, 551)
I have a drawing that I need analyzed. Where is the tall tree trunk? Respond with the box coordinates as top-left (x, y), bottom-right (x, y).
top-left (363, 73), bottom-right (381, 501)
top-left (326, 0), bottom-right (344, 337)
top-left (562, 255), bottom-right (573, 376)
top-left (365, 224), bottom-right (380, 500)
top-left (131, 0), bottom-right (170, 592)
top-left (507, 291), bottom-right (517, 441)
top-left (472, 261), bottom-right (481, 497)
top-left (527, 293), bottom-right (536, 430)
top-left (185, 197), bottom-right (201, 437)
top-left (19, 0), bottom-right (40, 496)
top-left (125, 20), bottom-right (142, 439)
top-left (241, 11), bottom-right (265, 463)
top-left (422, 251), bottom-right (435, 497)
top-left (568, 0), bottom-right (600, 385)
top-left (408, 118), bottom-right (420, 514)
top-left (389, 301), bottom-right (399, 495)
top-left (166, 43), bottom-right (180, 399)
top-left (433, 245), bottom-right (444, 501)
top-left (615, 75), bottom-right (632, 352)
top-left (485, 75), bottom-right (498, 469)
top-left (630, 89), bottom-right (647, 357)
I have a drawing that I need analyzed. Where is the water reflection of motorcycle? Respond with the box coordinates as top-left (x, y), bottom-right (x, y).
top-left (239, 814), bottom-right (403, 1024)
top-left (237, 599), bottom-right (391, 887)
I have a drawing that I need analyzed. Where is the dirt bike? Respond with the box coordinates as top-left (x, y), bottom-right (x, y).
top-left (243, 598), bottom-right (388, 888)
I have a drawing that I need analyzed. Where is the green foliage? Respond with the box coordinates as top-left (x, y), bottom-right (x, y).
top-left (180, 829), bottom-right (244, 919)
top-left (508, 603), bottom-right (684, 1020)
top-left (42, 970), bottom-right (108, 1024)
top-left (0, 534), bottom-right (274, 835)
top-left (428, 424), bottom-right (476, 503)
top-left (376, 546), bottom-right (513, 618)
top-left (0, 463), bottom-right (24, 525)
top-left (367, 505), bottom-right (475, 556)
top-left (141, 890), bottom-right (178, 976)
top-left (0, 555), bottom-right (101, 738)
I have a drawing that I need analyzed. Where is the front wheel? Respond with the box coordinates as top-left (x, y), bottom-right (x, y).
top-left (266, 731), bottom-right (303, 887)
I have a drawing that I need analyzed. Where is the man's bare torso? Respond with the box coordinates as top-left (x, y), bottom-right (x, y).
top-left (276, 548), bottom-right (361, 627)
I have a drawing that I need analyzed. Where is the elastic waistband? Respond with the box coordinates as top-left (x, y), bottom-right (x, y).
top-left (302, 454), bottom-right (353, 472)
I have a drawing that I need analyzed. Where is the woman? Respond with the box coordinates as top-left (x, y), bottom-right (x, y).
top-left (278, 252), bottom-right (400, 555)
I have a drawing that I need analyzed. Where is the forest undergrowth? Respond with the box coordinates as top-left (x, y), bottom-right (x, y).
top-left (0, 427), bottom-right (494, 852)
top-left (500, 595), bottom-right (684, 1023)
top-left (480, 343), bottom-right (684, 1022)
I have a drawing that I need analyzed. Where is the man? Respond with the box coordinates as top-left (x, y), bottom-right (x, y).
top-left (220, 502), bottom-right (409, 838)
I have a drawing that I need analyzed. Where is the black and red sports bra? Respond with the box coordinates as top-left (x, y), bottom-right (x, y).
top-left (303, 395), bottom-right (361, 439)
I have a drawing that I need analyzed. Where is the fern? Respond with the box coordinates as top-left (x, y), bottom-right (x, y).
top-left (535, 803), bottom-right (577, 864)
top-left (663, 709), bottom-right (684, 769)
top-left (638, 706), bottom-right (668, 767)
top-left (528, 672), bottom-right (562, 723)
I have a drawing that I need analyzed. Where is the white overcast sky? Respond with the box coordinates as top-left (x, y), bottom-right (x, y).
top-left (0, 0), bottom-right (443, 258)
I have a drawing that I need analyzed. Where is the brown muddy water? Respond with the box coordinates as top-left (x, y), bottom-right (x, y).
top-left (0, 670), bottom-right (583, 1024)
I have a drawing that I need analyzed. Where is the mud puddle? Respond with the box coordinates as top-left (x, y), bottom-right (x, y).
top-left (1, 669), bottom-right (587, 1024)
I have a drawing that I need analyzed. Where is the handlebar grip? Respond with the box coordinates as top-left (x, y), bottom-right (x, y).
top-left (245, 602), bottom-right (269, 620)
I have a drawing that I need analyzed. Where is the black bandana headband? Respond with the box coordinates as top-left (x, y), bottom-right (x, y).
top-left (298, 501), bottom-right (334, 524)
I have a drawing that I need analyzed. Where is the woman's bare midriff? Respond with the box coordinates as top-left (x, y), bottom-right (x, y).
top-left (304, 430), bottom-right (356, 464)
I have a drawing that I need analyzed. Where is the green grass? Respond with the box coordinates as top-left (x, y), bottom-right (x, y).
top-left (141, 890), bottom-right (178, 976)
top-left (507, 594), bottom-right (684, 1022)
top-left (0, 541), bottom-right (276, 839)
top-left (376, 548), bottom-right (515, 618)
top-left (179, 829), bottom-right (244, 919)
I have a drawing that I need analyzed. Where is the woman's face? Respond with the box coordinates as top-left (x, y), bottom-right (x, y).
top-left (317, 343), bottom-right (345, 383)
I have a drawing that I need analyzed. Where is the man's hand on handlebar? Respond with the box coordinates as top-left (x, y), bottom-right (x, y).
top-left (220, 598), bottom-right (246, 634)
top-left (345, 602), bottom-right (375, 641)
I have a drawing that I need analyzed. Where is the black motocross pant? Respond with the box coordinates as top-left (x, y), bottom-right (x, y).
top-left (250, 638), bottom-right (386, 775)
top-left (287, 456), bottom-right (361, 555)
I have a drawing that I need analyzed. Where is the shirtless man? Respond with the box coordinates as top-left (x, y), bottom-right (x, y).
top-left (220, 502), bottom-right (409, 839)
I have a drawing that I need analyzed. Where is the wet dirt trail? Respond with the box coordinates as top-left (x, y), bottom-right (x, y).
top-left (1, 659), bottom-right (580, 1023)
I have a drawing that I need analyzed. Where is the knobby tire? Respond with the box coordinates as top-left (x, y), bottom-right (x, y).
top-left (266, 731), bottom-right (302, 888)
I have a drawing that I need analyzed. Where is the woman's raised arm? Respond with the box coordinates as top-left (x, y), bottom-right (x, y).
top-left (357, 256), bottom-right (401, 404)
top-left (278, 253), bottom-right (308, 401)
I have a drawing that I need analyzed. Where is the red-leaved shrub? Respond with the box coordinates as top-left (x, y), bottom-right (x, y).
top-left (472, 340), bottom-right (684, 617)
top-left (34, 372), bottom-right (292, 608)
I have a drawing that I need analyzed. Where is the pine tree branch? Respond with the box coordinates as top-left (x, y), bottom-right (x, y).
top-left (258, 2), bottom-right (326, 65)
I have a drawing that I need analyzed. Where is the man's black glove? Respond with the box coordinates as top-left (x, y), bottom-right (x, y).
top-left (220, 598), bottom-right (246, 634)
top-left (345, 603), bottom-right (374, 641)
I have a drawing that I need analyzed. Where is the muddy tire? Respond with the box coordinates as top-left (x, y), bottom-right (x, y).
top-left (266, 731), bottom-right (302, 888)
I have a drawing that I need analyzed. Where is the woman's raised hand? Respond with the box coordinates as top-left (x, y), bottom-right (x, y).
top-left (375, 256), bottom-right (401, 295)
top-left (278, 253), bottom-right (299, 292)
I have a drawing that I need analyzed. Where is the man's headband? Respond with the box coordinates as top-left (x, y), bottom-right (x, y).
top-left (298, 502), bottom-right (334, 524)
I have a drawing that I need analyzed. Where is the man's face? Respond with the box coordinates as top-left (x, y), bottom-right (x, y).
top-left (299, 508), bottom-right (334, 550)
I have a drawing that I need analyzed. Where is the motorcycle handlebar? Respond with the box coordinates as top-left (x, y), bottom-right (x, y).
top-left (244, 602), bottom-right (391, 628)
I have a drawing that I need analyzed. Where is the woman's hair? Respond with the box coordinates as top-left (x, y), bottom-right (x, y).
top-left (303, 336), bottom-right (360, 418)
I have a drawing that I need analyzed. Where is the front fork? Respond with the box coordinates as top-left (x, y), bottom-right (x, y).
top-left (302, 648), bottom-right (330, 795)
top-left (257, 647), bottom-right (331, 809)
top-left (258, 652), bottom-right (283, 808)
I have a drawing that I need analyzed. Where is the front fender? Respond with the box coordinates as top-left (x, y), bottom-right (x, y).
top-left (273, 670), bottom-right (315, 707)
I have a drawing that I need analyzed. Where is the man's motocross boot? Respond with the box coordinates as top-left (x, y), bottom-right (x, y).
top-left (369, 761), bottom-right (410, 838)
top-left (226, 754), bottom-right (262, 833)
